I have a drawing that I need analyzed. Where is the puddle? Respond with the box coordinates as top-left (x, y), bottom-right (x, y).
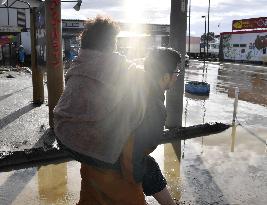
top-left (0, 62), bottom-right (267, 205)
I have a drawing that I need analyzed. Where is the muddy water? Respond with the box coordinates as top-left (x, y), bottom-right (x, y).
top-left (0, 62), bottom-right (266, 205)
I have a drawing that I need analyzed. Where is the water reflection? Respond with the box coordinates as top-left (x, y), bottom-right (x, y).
top-left (217, 66), bottom-right (267, 106)
top-left (230, 124), bottom-right (237, 152)
top-left (164, 143), bottom-right (181, 201)
top-left (38, 163), bottom-right (67, 204)
top-left (184, 93), bottom-right (208, 154)
top-left (184, 92), bottom-right (209, 101)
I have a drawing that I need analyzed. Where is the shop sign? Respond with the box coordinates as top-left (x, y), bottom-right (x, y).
top-left (0, 26), bottom-right (22, 33)
top-left (232, 17), bottom-right (267, 30)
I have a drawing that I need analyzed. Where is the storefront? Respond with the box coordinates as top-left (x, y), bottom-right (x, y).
top-left (220, 17), bottom-right (267, 63)
top-left (0, 26), bottom-right (22, 66)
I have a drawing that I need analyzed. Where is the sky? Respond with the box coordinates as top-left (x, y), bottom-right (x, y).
top-left (61, 0), bottom-right (267, 37)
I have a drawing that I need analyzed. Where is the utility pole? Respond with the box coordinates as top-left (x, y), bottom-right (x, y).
top-left (167, 0), bottom-right (188, 128)
top-left (188, 0), bottom-right (191, 56)
top-left (202, 15), bottom-right (206, 67)
top-left (207, 0), bottom-right (210, 59)
top-left (30, 8), bottom-right (44, 105)
top-left (45, 0), bottom-right (64, 127)
top-left (166, 0), bottom-right (188, 180)
top-left (205, 17), bottom-right (206, 66)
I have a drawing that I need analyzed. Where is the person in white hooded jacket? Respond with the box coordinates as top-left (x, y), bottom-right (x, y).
top-left (54, 16), bottom-right (179, 205)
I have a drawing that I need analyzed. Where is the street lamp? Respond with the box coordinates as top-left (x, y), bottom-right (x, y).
top-left (207, 0), bottom-right (210, 59)
top-left (188, 0), bottom-right (191, 58)
top-left (73, 0), bottom-right (82, 11)
top-left (62, 0), bottom-right (82, 11)
top-left (202, 15), bottom-right (206, 66)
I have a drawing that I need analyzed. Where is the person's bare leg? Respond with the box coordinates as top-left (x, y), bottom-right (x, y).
top-left (152, 187), bottom-right (176, 205)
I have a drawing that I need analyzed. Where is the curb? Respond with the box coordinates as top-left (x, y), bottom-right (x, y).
top-left (0, 147), bottom-right (70, 171)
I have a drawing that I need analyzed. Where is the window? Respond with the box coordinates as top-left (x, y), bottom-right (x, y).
top-left (66, 22), bottom-right (72, 27)
top-left (71, 23), bottom-right (80, 27)
top-left (17, 9), bottom-right (26, 28)
top-left (263, 48), bottom-right (266, 54)
top-left (241, 49), bottom-right (246, 53)
top-left (233, 44), bottom-right (239, 47)
top-left (240, 44), bottom-right (247, 47)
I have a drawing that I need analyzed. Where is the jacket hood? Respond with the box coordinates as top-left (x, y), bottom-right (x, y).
top-left (54, 49), bottom-right (148, 163)
top-left (66, 49), bottom-right (130, 89)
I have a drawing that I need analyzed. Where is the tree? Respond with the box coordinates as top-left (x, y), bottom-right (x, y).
top-left (201, 32), bottom-right (215, 43)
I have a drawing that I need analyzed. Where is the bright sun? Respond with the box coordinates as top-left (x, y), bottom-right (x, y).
top-left (124, 0), bottom-right (144, 23)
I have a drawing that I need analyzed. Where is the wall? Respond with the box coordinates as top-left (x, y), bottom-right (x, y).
top-left (222, 31), bottom-right (267, 62)
top-left (21, 31), bottom-right (31, 54)
top-left (0, 8), bottom-right (17, 26)
top-left (186, 36), bottom-right (201, 54)
top-left (0, 0), bottom-right (33, 26)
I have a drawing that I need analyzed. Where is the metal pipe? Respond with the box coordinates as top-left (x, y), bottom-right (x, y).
top-left (230, 124), bottom-right (237, 152)
top-left (0, 6), bottom-right (29, 9)
top-left (232, 87), bottom-right (239, 124)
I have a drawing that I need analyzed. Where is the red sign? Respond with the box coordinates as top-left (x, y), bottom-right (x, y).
top-left (49, 0), bottom-right (61, 69)
top-left (232, 17), bottom-right (267, 30)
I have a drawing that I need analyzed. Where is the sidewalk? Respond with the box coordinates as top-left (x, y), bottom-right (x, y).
top-left (0, 68), bottom-right (68, 170)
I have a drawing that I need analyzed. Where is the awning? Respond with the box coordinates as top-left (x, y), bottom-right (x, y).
top-left (0, 35), bottom-right (17, 45)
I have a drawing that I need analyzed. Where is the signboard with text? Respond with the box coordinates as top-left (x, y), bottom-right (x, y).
top-left (232, 17), bottom-right (267, 30)
top-left (0, 26), bottom-right (22, 33)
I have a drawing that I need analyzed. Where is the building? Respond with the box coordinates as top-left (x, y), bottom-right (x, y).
top-left (220, 30), bottom-right (267, 63)
top-left (62, 19), bottom-right (84, 61)
top-left (61, 20), bottom-right (202, 60)
top-left (0, 0), bottom-right (41, 66)
top-left (220, 17), bottom-right (267, 64)
top-left (186, 36), bottom-right (201, 58)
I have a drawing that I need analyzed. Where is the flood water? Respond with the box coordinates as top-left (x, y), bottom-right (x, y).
top-left (0, 61), bottom-right (267, 205)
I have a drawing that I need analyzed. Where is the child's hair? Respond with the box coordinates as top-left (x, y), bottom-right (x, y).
top-left (81, 15), bottom-right (120, 52)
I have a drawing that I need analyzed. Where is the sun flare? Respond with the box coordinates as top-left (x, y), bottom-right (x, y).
top-left (124, 0), bottom-right (145, 23)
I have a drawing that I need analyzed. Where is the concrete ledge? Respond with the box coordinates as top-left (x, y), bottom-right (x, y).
top-left (0, 128), bottom-right (70, 170)
top-left (0, 147), bottom-right (69, 171)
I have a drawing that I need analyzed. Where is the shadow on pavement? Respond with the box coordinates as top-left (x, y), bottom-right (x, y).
top-left (0, 103), bottom-right (38, 130)
top-left (0, 86), bottom-right (32, 103)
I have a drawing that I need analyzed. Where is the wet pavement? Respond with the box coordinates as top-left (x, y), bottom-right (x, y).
top-left (0, 69), bottom-right (48, 151)
top-left (0, 62), bottom-right (267, 204)
top-left (0, 69), bottom-right (67, 168)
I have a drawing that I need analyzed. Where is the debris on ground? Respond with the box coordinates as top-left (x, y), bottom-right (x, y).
top-left (6, 74), bottom-right (15, 78)
top-left (0, 129), bottom-right (69, 170)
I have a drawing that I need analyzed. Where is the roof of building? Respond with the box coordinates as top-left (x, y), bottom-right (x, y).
top-left (221, 30), bottom-right (267, 35)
